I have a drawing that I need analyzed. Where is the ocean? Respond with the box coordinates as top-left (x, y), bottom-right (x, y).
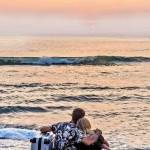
top-left (0, 36), bottom-right (150, 150)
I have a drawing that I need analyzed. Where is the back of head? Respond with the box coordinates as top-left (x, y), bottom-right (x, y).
top-left (77, 117), bottom-right (91, 134)
top-left (71, 108), bottom-right (85, 124)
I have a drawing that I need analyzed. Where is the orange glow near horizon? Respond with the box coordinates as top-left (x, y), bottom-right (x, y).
top-left (0, 0), bottom-right (150, 36)
top-left (0, 0), bottom-right (150, 16)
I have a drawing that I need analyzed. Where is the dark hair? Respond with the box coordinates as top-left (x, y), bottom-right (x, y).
top-left (72, 108), bottom-right (85, 124)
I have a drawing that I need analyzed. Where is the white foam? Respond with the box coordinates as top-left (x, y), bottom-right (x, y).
top-left (21, 57), bottom-right (73, 65)
top-left (0, 128), bottom-right (38, 140)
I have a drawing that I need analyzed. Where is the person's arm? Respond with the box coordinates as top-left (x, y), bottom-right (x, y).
top-left (102, 144), bottom-right (111, 150)
top-left (81, 131), bottom-right (101, 145)
top-left (40, 126), bottom-right (52, 133)
top-left (103, 139), bottom-right (109, 147)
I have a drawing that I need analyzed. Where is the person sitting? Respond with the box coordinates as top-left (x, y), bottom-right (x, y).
top-left (76, 117), bottom-right (111, 150)
top-left (40, 108), bottom-right (101, 150)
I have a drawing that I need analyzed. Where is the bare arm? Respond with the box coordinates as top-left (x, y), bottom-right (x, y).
top-left (104, 139), bottom-right (109, 147)
top-left (81, 131), bottom-right (101, 145)
top-left (102, 144), bottom-right (111, 150)
top-left (40, 126), bottom-right (52, 133)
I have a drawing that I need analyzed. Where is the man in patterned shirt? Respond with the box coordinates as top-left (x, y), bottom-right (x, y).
top-left (41, 108), bottom-right (101, 150)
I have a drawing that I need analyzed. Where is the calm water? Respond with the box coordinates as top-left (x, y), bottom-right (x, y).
top-left (0, 36), bottom-right (150, 150)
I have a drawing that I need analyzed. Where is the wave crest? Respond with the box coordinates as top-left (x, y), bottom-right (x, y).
top-left (0, 56), bottom-right (150, 66)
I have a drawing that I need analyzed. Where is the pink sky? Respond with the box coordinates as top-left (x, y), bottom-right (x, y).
top-left (0, 0), bottom-right (150, 36)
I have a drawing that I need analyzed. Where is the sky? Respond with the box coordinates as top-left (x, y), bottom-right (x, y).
top-left (0, 0), bottom-right (150, 36)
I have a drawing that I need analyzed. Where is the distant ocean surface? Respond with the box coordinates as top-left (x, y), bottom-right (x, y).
top-left (0, 36), bottom-right (150, 150)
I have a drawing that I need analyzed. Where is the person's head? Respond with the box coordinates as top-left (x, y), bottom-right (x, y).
top-left (71, 108), bottom-right (85, 124)
top-left (77, 117), bottom-right (91, 134)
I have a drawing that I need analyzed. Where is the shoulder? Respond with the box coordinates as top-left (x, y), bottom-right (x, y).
top-left (63, 122), bottom-right (82, 133)
top-left (52, 122), bottom-right (74, 129)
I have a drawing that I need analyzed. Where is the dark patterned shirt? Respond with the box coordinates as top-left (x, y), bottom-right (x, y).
top-left (51, 122), bottom-right (85, 150)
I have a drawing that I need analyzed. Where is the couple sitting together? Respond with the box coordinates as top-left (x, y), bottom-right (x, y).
top-left (40, 108), bottom-right (110, 150)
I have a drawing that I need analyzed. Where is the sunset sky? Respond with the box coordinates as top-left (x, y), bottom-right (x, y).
top-left (0, 0), bottom-right (150, 36)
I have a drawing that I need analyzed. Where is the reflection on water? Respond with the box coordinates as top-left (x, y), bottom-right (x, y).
top-left (0, 36), bottom-right (150, 57)
top-left (0, 37), bottom-right (150, 149)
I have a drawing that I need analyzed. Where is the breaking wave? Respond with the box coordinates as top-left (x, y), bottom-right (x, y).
top-left (0, 128), bottom-right (37, 140)
top-left (0, 56), bottom-right (150, 66)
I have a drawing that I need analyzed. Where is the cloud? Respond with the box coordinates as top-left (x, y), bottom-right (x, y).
top-left (0, 12), bottom-right (150, 36)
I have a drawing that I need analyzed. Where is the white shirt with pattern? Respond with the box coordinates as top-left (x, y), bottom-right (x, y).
top-left (51, 122), bottom-right (85, 150)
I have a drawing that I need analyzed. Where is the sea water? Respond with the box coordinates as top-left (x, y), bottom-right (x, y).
top-left (0, 36), bottom-right (150, 150)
